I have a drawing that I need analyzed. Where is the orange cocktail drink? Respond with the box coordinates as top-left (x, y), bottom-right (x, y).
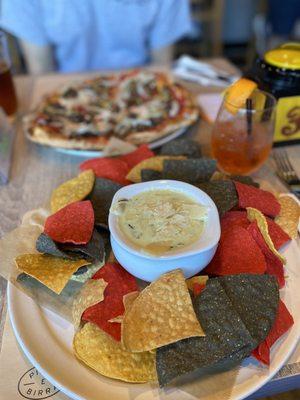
top-left (211, 85), bottom-right (276, 175)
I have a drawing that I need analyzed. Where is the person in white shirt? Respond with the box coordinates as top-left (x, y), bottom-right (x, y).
top-left (0, 0), bottom-right (192, 74)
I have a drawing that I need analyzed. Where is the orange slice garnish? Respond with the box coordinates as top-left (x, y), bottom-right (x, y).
top-left (225, 78), bottom-right (258, 114)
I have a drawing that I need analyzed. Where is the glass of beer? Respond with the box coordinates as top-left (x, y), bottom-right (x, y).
top-left (0, 31), bottom-right (17, 115)
top-left (211, 90), bottom-right (276, 175)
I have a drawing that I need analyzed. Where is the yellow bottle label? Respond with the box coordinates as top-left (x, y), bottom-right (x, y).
top-left (274, 96), bottom-right (300, 143)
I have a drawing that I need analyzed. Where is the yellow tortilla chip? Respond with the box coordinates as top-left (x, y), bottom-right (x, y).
top-left (275, 196), bottom-right (300, 239)
top-left (247, 207), bottom-right (286, 264)
top-left (126, 156), bottom-right (185, 183)
top-left (15, 254), bottom-right (89, 294)
top-left (73, 323), bottom-right (157, 383)
top-left (123, 291), bottom-right (139, 311)
top-left (72, 279), bottom-right (107, 328)
top-left (186, 276), bottom-right (208, 291)
top-left (122, 269), bottom-right (204, 352)
top-left (51, 170), bottom-right (95, 213)
top-left (109, 291), bottom-right (139, 323)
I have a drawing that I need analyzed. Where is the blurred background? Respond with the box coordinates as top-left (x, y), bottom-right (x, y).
top-left (1, 0), bottom-right (300, 75)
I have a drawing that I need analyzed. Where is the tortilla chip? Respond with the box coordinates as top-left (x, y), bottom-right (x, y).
top-left (211, 172), bottom-right (259, 188)
top-left (73, 323), bottom-right (157, 383)
top-left (72, 279), bottom-right (107, 328)
top-left (122, 269), bottom-right (204, 352)
top-left (230, 175), bottom-right (260, 188)
top-left (252, 300), bottom-right (293, 365)
top-left (198, 181), bottom-right (237, 216)
top-left (205, 225), bottom-right (266, 276)
top-left (162, 158), bottom-right (216, 183)
top-left (186, 276), bottom-right (208, 291)
top-left (89, 178), bottom-right (122, 227)
top-left (234, 181), bottom-right (280, 217)
top-left (126, 156), bottom-right (184, 183)
top-left (82, 263), bottom-right (138, 341)
top-left (71, 262), bottom-right (104, 284)
top-left (266, 218), bottom-right (291, 250)
top-left (36, 233), bottom-right (75, 259)
top-left (50, 170), bottom-right (95, 213)
top-left (221, 211), bottom-right (250, 233)
top-left (15, 254), bottom-right (89, 294)
top-left (120, 144), bottom-right (154, 168)
top-left (80, 157), bottom-right (130, 185)
top-left (156, 274), bottom-right (278, 387)
top-left (156, 277), bottom-right (254, 387)
top-left (60, 229), bottom-right (105, 263)
top-left (109, 291), bottom-right (139, 323)
top-left (275, 195), bottom-right (300, 239)
top-left (247, 207), bottom-right (286, 264)
top-left (123, 290), bottom-right (139, 311)
top-left (247, 222), bottom-right (285, 288)
top-left (141, 169), bottom-right (163, 182)
top-left (44, 200), bottom-right (94, 245)
top-left (186, 275), bottom-right (208, 297)
top-left (160, 139), bottom-right (201, 158)
top-left (221, 210), bottom-right (290, 250)
top-left (218, 274), bottom-right (279, 345)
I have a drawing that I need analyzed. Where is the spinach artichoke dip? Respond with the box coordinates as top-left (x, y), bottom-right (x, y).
top-left (111, 189), bottom-right (208, 256)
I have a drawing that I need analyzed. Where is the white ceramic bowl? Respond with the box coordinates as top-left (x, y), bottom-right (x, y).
top-left (108, 180), bottom-right (220, 282)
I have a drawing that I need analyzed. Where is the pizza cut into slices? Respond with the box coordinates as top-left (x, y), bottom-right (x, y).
top-left (24, 70), bottom-right (199, 151)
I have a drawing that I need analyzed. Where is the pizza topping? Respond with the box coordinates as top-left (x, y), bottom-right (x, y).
top-left (169, 100), bottom-right (180, 118)
top-left (115, 118), bottom-right (153, 136)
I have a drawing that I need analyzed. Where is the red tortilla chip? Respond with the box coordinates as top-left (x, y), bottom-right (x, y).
top-left (266, 218), bottom-right (291, 250)
top-left (120, 145), bottom-right (154, 169)
top-left (221, 211), bottom-right (250, 233)
top-left (265, 255), bottom-right (285, 289)
top-left (234, 181), bottom-right (280, 217)
top-left (247, 222), bottom-right (285, 288)
top-left (252, 300), bottom-right (294, 365)
top-left (44, 200), bottom-right (94, 245)
top-left (80, 157), bottom-right (129, 185)
top-left (204, 225), bottom-right (266, 276)
top-left (82, 263), bottom-right (138, 341)
top-left (221, 211), bottom-right (290, 251)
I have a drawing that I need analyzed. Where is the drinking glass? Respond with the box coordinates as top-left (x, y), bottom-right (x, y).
top-left (211, 89), bottom-right (276, 175)
top-left (0, 31), bottom-right (17, 115)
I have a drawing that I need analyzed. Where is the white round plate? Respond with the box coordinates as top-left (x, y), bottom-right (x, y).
top-left (54, 127), bottom-right (187, 157)
top-left (8, 239), bottom-right (300, 400)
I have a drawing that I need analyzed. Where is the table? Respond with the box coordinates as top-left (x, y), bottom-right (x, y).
top-left (0, 59), bottom-right (299, 399)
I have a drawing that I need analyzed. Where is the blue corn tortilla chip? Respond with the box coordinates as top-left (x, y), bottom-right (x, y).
top-left (160, 139), bottom-right (201, 158)
top-left (162, 158), bottom-right (216, 183)
top-left (218, 274), bottom-right (279, 345)
top-left (95, 225), bottom-right (111, 262)
top-left (156, 278), bottom-right (255, 387)
top-left (198, 180), bottom-right (238, 216)
top-left (230, 175), bottom-right (260, 188)
top-left (36, 230), bottom-right (105, 264)
top-left (211, 172), bottom-right (259, 188)
top-left (156, 274), bottom-right (279, 387)
top-left (141, 169), bottom-right (163, 182)
top-left (60, 229), bottom-right (105, 263)
top-left (89, 178), bottom-right (122, 227)
top-left (36, 233), bottom-right (77, 260)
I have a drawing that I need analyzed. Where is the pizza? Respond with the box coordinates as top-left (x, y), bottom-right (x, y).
top-left (24, 70), bottom-right (199, 151)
